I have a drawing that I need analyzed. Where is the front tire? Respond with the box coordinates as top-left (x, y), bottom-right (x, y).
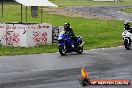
top-left (124, 38), bottom-right (131, 50)
top-left (59, 45), bottom-right (66, 56)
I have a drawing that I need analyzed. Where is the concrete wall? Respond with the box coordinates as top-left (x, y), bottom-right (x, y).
top-left (0, 23), bottom-right (52, 47)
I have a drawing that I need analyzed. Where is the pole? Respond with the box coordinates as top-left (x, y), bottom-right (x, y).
top-left (2, 0), bottom-right (4, 23)
top-left (20, 4), bottom-right (23, 23)
top-left (41, 6), bottom-right (43, 23)
top-left (26, 6), bottom-right (28, 23)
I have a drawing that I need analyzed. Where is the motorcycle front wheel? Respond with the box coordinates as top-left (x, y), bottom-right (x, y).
top-left (58, 45), bottom-right (66, 56)
top-left (124, 38), bottom-right (131, 50)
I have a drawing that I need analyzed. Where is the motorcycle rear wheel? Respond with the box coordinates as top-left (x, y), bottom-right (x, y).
top-left (76, 46), bottom-right (83, 54)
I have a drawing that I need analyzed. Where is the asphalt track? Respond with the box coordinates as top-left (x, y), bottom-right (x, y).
top-left (66, 5), bottom-right (132, 21)
top-left (0, 47), bottom-right (132, 88)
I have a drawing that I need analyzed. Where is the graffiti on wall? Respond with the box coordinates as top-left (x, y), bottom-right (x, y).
top-left (33, 31), bottom-right (47, 46)
top-left (2, 32), bottom-right (20, 46)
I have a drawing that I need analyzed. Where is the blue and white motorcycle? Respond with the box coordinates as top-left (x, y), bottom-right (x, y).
top-left (58, 31), bottom-right (85, 56)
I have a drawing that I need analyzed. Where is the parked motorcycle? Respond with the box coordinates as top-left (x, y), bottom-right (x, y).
top-left (122, 28), bottom-right (132, 50)
top-left (58, 31), bottom-right (85, 56)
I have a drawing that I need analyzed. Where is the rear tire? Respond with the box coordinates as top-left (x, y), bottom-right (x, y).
top-left (124, 38), bottom-right (131, 50)
top-left (76, 46), bottom-right (83, 54)
top-left (59, 46), bottom-right (66, 56)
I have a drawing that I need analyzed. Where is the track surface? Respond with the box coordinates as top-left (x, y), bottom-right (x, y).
top-left (0, 47), bottom-right (131, 88)
top-left (66, 5), bottom-right (132, 21)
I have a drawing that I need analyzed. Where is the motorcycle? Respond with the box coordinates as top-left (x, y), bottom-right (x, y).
top-left (58, 30), bottom-right (85, 56)
top-left (122, 28), bottom-right (132, 50)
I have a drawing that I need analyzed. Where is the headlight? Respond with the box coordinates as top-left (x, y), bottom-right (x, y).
top-left (58, 37), bottom-right (62, 40)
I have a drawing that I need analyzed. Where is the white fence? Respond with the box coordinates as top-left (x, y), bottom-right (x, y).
top-left (0, 23), bottom-right (52, 47)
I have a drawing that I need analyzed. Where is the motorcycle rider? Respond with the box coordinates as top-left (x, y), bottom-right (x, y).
top-left (124, 21), bottom-right (132, 33)
top-left (64, 23), bottom-right (76, 47)
top-left (124, 22), bottom-right (131, 30)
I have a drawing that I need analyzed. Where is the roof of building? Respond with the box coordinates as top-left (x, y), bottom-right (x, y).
top-left (15, 0), bottom-right (58, 7)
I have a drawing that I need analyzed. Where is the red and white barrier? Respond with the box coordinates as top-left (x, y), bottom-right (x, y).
top-left (0, 23), bottom-right (52, 47)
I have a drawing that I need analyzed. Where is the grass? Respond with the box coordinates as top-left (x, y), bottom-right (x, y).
top-left (50, 0), bottom-right (132, 6)
top-left (0, 3), bottom-right (124, 55)
top-left (121, 8), bottom-right (132, 13)
top-left (0, 45), bottom-right (57, 56)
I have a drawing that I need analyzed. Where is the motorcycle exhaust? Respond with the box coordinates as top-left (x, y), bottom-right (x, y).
top-left (79, 41), bottom-right (85, 47)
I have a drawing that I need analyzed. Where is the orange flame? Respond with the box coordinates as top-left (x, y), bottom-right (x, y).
top-left (81, 67), bottom-right (89, 78)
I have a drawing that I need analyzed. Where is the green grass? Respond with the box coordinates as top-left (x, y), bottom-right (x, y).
top-left (0, 3), bottom-right (124, 55)
top-left (50, 0), bottom-right (132, 6)
top-left (121, 8), bottom-right (132, 13)
top-left (0, 45), bottom-right (57, 56)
